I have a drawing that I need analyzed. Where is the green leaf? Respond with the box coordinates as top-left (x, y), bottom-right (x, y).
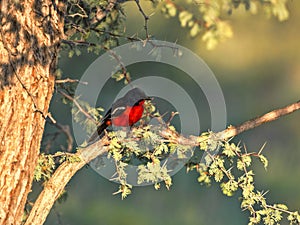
top-left (197, 164), bottom-right (211, 185)
top-left (190, 23), bottom-right (201, 37)
top-left (242, 155), bottom-right (252, 167)
top-left (274, 204), bottom-right (288, 210)
top-left (165, 3), bottom-right (177, 17)
top-left (271, 0), bottom-right (289, 21)
top-left (113, 184), bottom-right (132, 200)
top-left (34, 153), bottom-right (56, 182)
top-left (68, 50), bottom-right (74, 58)
top-left (154, 183), bottom-right (160, 190)
top-left (179, 11), bottom-right (193, 27)
top-left (220, 180), bottom-right (238, 197)
top-left (237, 158), bottom-right (244, 171)
top-left (111, 71), bottom-right (125, 82)
top-left (259, 154), bottom-right (268, 169)
top-left (214, 169), bottom-right (224, 182)
top-left (237, 155), bottom-right (252, 170)
top-left (223, 142), bottom-right (239, 157)
top-left (75, 48), bottom-right (81, 56)
top-left (137, 162), bottom-right (172, 189)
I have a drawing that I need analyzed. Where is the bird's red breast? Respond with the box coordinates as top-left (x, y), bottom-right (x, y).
top-left (111, 100), bottom-right (145, 126)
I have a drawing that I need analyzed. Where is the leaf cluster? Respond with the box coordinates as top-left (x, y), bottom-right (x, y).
top-left (104, 123), bottom-right (193, 198)
top-left (188, 135), bottom-right (300, 225)
top-left (34, 153), bottom-right (56, 182)
top-left (161, 0), bottom-right (289, 49)
top-left (34, 152), bottom-right (81, 182)
top-left (63, 0), bottom-right (125, 56)
top-left (60, 0), bottom-right (290, 56)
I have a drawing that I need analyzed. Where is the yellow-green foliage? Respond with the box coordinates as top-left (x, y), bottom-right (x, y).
top-left (97, 121), bottom-right (300, 224)
top-left (190, 137), bottom-right (300, 225)
top-left (34, 152), bottom-right (81, 182)
top-left (34, 153), bottom-right (56, 182)
top-left (106, 125), bottom-right (193, 198)
top-left (161, 0), bottom-right (289, 49)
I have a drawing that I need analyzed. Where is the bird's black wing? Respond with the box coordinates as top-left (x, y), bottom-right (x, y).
top-left (87, 97), bottom-right (128, 143)
top-left (87, 108), bottom-right (112, 144)
top-left (109, 96), bottom-right (129, 118)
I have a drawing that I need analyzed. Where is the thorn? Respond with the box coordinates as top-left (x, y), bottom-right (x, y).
top-left (258, 142), bottom-right (267, 155)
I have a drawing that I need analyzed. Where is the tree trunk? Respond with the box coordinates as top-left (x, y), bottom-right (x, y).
top-left (0, 1), bottom-right (64, 224)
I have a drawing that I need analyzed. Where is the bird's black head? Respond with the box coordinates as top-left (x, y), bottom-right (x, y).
top-left (124, 87), bottom-right (152, 105)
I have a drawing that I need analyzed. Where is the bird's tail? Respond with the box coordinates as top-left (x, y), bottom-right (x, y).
top-left (87, 120), bottom-right (109, 144)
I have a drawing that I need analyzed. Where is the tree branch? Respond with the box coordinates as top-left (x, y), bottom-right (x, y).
top-left (215, 100), bottom-right (300, 140)
top-left (24, 138), bottom-right (109, 225)
top-left (25, 100), bottom-right (300, 225)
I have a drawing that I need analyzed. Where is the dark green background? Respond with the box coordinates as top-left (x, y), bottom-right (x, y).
top-left (42, 1), bottom-right (300, 224)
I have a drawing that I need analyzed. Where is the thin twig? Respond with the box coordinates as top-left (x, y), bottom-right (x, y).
top-left (266, 204), bottom-right (296, 216)
top-left (105, 47), bottom-right (131, 84)
top-left (61, 39), bottom-right (131, 83)
top-left (46, 112), bottom-right (57, 124)
top-left (90, 27), bottom-right (141, 42)
top-left (61, 39), bottom-right (95, 47)
top-left (43, 112), bottom-right (73, 152)
top-left (56, 78), bottom-right (88, 85)
top-left (57, 89), bottom-right (96, 123)
top-left (52, 123), bottom-right (73, 152)
top-left (134, 0), bottom-right (150, 39)
top-left (68, 3), bottom-right (88, 18)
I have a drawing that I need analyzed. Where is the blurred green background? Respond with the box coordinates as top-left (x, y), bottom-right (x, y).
top-left (43, 1), bottom-right (300, 225)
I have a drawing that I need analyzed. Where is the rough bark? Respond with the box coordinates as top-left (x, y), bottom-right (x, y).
top-left (0, 1), bottom-right (64, 225)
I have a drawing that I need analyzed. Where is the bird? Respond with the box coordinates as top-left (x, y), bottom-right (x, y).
top-left (88, 87), bottom-right (151, 143)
